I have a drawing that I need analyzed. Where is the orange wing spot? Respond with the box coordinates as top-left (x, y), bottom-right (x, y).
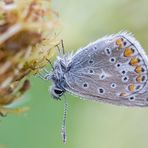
top-left (119, 92), bottom-right (127, 97)
top-left (136, 75), bottom-right (142, 82)
top-left (128, 84), bottom-right (135, 91)
top-left (124, 48), bottom-right (134, 57)
top-left (129, 57), bottom-right (140, 66)
top-left (116, 38), bottom-right (123, 48)
top-left (135, 66), bottom-right (142, 73)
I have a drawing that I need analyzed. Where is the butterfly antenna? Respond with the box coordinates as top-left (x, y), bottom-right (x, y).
top-left (55, 40), bottom-right (65, 57)
top-left (56, 43), bottom-right (61, 54)
top-left (38, 72), bottom-right (46, 80)
top-left (61, 39), bottom-right (65, 55)
top-left (61, 95), bottom-right (68, 144)
top-left (46, 58), bottom-right (54, 71)
top-left (37, 67), bottom-right (52, 81)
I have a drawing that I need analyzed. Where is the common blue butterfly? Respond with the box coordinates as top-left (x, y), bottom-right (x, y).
top-left (40, 32), bottom-right (148, 143)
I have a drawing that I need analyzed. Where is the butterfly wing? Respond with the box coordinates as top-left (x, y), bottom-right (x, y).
top-left (64, 32), bottom-right (148, 107)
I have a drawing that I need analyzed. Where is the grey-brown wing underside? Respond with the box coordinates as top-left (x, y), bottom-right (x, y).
top-left (64, 32), bottom-right (148, 107)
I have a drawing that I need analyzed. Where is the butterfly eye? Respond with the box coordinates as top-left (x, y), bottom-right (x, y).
top-left (51, 87), bottom-right (64, 100)
top-left (54, 89), bottom-right (63, 95)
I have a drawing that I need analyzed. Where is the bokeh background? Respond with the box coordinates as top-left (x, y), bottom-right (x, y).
top-left (1, 0), bottom-right (148, 148)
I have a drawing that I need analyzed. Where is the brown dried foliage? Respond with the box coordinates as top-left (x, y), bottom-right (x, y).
top-left (0, 0), bottom-right (59, 115)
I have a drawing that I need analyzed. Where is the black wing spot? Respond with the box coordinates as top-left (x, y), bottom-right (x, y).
top-left (121, 70), bottom-right (126, 74)
top-left (123, 41), bottom-right (127, 46)
top-left (109, 57), bottom-right (116, 63)
top-left (99, 74), bottom-right (106, 80)
top-left (122, 76), bottom-right (129, 83)
top-left (98, 87), bottom-right (105, 94)
top-left (105, 48), bottom-right (112, 56)
top-left (128, 96), bottom-right (135, 101)
top-left (89, 69), bottom-right (94, 74)
top-left (111, 83), bottom-right (117, 88)
top-left (82, 83), bottom-right (89, 88)
top-left (88, 59), bottom-right (94, 64)
top-left (116, 63), bottom-right (121, 68)
top-left (142, 76), bottom-right (146, 81)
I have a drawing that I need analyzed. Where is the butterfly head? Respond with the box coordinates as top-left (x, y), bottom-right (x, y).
top-left (50, 58), bottom-right (69, 100)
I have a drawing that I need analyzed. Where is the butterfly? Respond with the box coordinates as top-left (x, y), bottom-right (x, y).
top-left (39, 32), bottom-right (148, 143)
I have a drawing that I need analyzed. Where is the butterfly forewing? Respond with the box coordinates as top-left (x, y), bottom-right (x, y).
top-left (64, 32), bottom-right (148, 106)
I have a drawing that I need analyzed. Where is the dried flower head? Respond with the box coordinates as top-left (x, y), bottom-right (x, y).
top-left (0, 0), bottom-right (59, 115)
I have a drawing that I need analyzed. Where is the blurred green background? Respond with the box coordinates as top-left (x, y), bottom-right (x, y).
top-left (1, 0), bottom-right (148, 148)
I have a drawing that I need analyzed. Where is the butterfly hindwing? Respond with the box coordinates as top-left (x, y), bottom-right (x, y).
top-left (64, 32), bottom-right (148, 106)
